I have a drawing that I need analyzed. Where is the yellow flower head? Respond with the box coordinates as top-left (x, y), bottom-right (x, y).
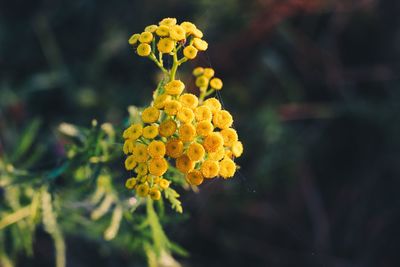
top-left (159, 119), bottom-right (177, 137)
top-left (139, 175), bottom-right (148, 183)
top-left (148, 140), bottom-right (166, 158)
top-left (153, 94), bottom-right (171, 109)
top-left (164, 100), bottom-right (182, 116)
top-left (142, 125), bottom-right (159, 139)
top-left (203, 98), bottom-right (222, 113)
top-left (210, 78), bottom-right (223, 90)
top-left (123, 139), bottom-right (135, 154)
top-left (219, 158), bottom-right (236, 179)
top-left (145, 25), bottom-right (158, 33)
top-left (125, 155), bottom-right (137, 170)
top-left (152, 176), bottom-right (161, 184)
top-left (187, 142), bottom-right (205, 162)
top-left (164, 80), bottom-right (185, 95)
top-left (178, 123), bottom-right (196, 142)
top-left (142, 106), bottom-right (160, 123)
top-left (196, 120), bottom-right (214, 137)
top-left (149, 187), bottom-right (162, 200)
top-left (213, 110), bottom-right (233, 129)
top-left (208, 146), bottom-right (225, 161)
top-left (231, 141), bottom-right (243, 157)
top-left (133, 143), bottom-right (149, 163)
top-left (225, 150), bottom-right (233, 159)
top-left (193, 38), bottom-right (208, 51)
top-left (200, 160), bottom-right (220, 178)
top-left (192, 67), bottom-right (204, 76)
top-left (166, 139), bottom-right (184, 158)
top-left (169, 25), bottom-right (186, 41)
top-left (136, 183), bottom-right (149, 197)
top-left (139, 32), bottom-right (153, 43)
top-left (176, 154), bottom-right (195, 173)
top-left (186, 170), bottom-right (204, 186)
top-left (159, 178), bottom-right (170, 189)
top-left (157, 38), bottom-right (175, 54)
top-left (220, 128), bottom-right (238, 147)
top-left (125, 177), bottom-right (137, 189)
top-left (194, 106), bottom-right (212, 121)
top-left (180, 21), bottom-right (196, 35)
top-left (159, 17), bottom-right (177, 26)
top-left (137, 43), bottom-right (151, 56)
top-left (203, 132), bottom-right (224, 152)
top-left (183, 45), bottom-right (198, 60)
top-left (156, 25), bottom-right (170, 37)
top-left (124, 124), bottom-right (143, 140)
top-left (135, 163), bottom-right (148, 176)
top-left (148, 157), bottom-right (168, 176)
top-left (192, 28), bottom-right (204, 38)
top-left (179, 93), bottom-right (199, 109)
top-left (128, 33), bottom-right (140, 45)
top-left (177, 107), bottom-right (195, 124)
top-left (203, 68), bottom-right (215, 78)
top-left (195, 76), bottom-right (209, 88)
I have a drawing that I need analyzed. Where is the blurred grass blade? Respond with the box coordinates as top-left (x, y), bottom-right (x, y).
top-left (0, 206), bottom-right (31, 230)
top-left (104, 205), bottom-right (123, 240)
top-left (11, 119), bottom-right (41, 162)
top-left (41, 187), bottom-right (66, 267)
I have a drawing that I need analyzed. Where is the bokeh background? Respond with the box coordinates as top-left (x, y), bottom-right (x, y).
top-left (1, 0), bottom-right (400, 266)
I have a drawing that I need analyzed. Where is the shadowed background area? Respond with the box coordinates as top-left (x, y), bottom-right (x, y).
top-left (1, 0), bottom-right (400, 266)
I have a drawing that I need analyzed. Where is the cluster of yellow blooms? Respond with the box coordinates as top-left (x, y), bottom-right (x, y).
top-left (128, 17), bottom-right (208, 68)
top-left (124, 18), bottom-right (243, 201)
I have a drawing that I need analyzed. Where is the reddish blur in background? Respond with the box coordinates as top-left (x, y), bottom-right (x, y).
top-left (1, 0), bottom-right (400, 266)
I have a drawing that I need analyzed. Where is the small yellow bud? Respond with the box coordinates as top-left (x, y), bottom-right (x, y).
top-left (149, 187), bottom-right (162, 200)
top-left (141, 106), bottom-right (160, 123)
top-left (159, 119), bottom-right (177, 137)
top-left (186, 170), bottom-right (204, 186)
top-left (180, 21), bottom-right (196, 34)
top-left (128, 33), bottom-right (140, 45)
top-left (193, 38), bottom-right (208, 51)
top-left (159, 178), bottom-right (170, 189)
top-left (136, 184), bottom-right (149, 197)
top-left (148, 140), bottom-right (166, 158)
top-left (166, 139), bottom-right (184, 158)
top-left (210, 78), bottom-right (223, 90)
top-left (156, 25), bottom-right (170, 37)
top-left (159, 17), bottom-right (177, 26)
top-left (183, 45), bottom-right (198, 59)
top-left (157, 38), bottom-right (175, 54)
top-left (169, 25), bottom-right (186, 41)
top-left (164, 80), bottom-right (185, 95)
top-left (148, 157), bottom-right (168, 176)
top-left (144, 25), bottom-right (158, 33)
top-left (192, 67), bottom-right (204, 76)
top-left (142, 125), bottom-right (159, 139)
top-left (139, 32), bottom-right (153, 43)
top-left (137, 43), bottom-right (151, 56)
top-left (203, 68), bottom-right (215, 78)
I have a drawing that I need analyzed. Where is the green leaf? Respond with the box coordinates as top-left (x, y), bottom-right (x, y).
top-left (164, 188), bottom-right (183, 213)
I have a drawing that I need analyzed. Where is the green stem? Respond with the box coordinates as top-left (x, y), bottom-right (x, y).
top-left (204, 89), bottom-right (215, 98)
top-left (170, 49), bottom-right (179, 81)
top-left (198, 86), bottom-right (209, 103)
top-left (149, 53), bottom-right (168, 74)
top-left (177, 57), bottom-right (188, 65)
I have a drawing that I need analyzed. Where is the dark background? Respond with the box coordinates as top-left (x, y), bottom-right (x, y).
top-left (1, 0), bottom-right (400, 266)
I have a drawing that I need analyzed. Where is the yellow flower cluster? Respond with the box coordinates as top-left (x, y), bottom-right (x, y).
top-left (124, 19), bottom-right (243, 200)
top-left (128, 17), bottom-right (208, 62)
